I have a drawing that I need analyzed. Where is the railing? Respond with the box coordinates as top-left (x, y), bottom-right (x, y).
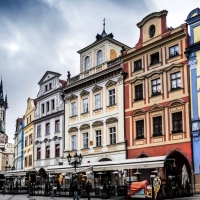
top-left (107, 57), bottom-right (121, 68)
top-left (69, 75), bottom-right (80, 84)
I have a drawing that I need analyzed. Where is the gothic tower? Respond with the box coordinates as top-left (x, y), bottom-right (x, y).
top-left (0, 78), bottom-right (8, 143)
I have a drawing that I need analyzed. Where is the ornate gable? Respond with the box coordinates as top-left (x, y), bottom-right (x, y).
top-left (92, 85), bottom-right (102, 92)
top-left (105, 117), bottom-right (118, 124)
top-left (38, 71), bottom-right (61, 85)
top-left (132, 109), bottom-right (146, 117)
top-left (92, 121), bottom-right (103, 127)
top-left (80, 124), bottom-right (90, 130)
top-left (80, 90), bottom-right (89, 96)
top-left (68, 127), bottom-right (78, 133)
top-left (148, 104), bottom-right (164, 112)
top-left (105, 80), bottom-right (117, 87)
top-left (167, 99), bottom-right (185, 108)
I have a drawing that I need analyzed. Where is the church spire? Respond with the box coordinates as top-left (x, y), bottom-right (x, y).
top-left (0, 77), bottom-right (4, 101)
top-left (5, 92), bottom-right (8, 108)
top-left (101, 18), bottom-right (107, 37)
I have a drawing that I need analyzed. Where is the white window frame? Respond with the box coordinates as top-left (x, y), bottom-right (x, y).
top-left (109, 127), bottom-right (116, 144)
top-left (95, 94), bottom-right (101, 109)
top-left (109, 89), bottom-right (115, 106)
top-left (71, 135), bottom-right (76, 150)
top-left (83, 133), bottom-right (88, 148)
top-left (85, 56), bottom-right (90, 71)
top-left (96, 130), bottom-right (101, 147)
top-left (97, 50), bottom-right (103, 65)
top-left (83, 98), bottom-right (88, 113)
top-left (71, 102), bottom-right (76, 116)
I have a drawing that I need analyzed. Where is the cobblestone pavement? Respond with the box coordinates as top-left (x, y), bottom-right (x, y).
top-left (0, 194), bottom-right (200, 200)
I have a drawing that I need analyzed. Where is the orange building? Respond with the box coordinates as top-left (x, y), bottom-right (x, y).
top-left (122, 10), bottom-right (193, 192)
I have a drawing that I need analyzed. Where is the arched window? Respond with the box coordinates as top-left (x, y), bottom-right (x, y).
top-left (97, 50), bottom-right (103, 65)
top-left (85, 56), bottom-right (90, 71)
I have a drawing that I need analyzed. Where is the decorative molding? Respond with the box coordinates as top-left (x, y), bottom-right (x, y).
top-left (136, 151), bottom-right (151, 158)
top-left (165, 63), bottom-right (184, 72)
top-left (148, 104), bottom-right (164, 112)
top-left (80, 90), bottom-right (89, 96)
top-left (43, 138), bottom-right (48, 143)
top-left (188, 59), bottom-right (197, 70)
top-left (92, 121), bottom-right (103, 127)
top-left (105, 80), bottom-right (117, 87)
top-left (130, 76), bottom-right (145, 84)
top-left (167, 99), bottom-right (185, 108)
top-left (68, 94), bottom-right (78, 101)
top-left (92, 85), bottom-right (103, 92)
top-left (146, 70), bottom-right (162, 78)
top-left (105, 117), bottom-right (118, 124)
top-left (68, 127), bottom-right (78, 133)
top-left (132, 109), bottom-right (146, 117)
top-left (80, 124), bottom-right (90, 130)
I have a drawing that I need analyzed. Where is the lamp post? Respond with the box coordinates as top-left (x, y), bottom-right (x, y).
top-left (67, 152), bottom-right (82, 173)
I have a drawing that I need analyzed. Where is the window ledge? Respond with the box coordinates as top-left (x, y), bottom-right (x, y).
top-left (149, 62), bottom-right (161, 67)
top-left (36, 136), bottom-right (41, 138)
top-left (167, 54), bottom-right (181, 60)
top-left (81, 112), bottom-right (89, 115)
top-left (80, 148), bottom-right (89, 150)
top-left (54, 131), bottom-right (61, 134)
top-left (135, 137), bottom-right (145, 140)
top-left (171, 131), bottom-right (184, 134)
top-left (170, 87), bottom-right (183, 92)
top-left (152, 134), bottom-right (163, 138)
top-left (133, 68), bottom-right (143, 73)
top-left (107, 143), bottom-right (117, 147)
top-left (107, 103), bottom-right (117, 108)
top-left (70, 115), bottom-right (77, 118)
top-left (134, 98), bottom-right (143, 102)
top-left (93, 146), bottom-right (102, 149)
top-left (93, 108), bottom-right (102, 111)
top-left (45, 134), bottom-right (50, 136)
top-left (151, 93), bottom-right (162, 97)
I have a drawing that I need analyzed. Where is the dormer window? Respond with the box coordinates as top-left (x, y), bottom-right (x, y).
top-left (85, 56), bottom-right (90, 71)
top-left (97, 50), bottom-right (103, 65)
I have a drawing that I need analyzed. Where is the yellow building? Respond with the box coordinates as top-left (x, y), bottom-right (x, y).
top-left (24, 98), bottom-right (36, 170)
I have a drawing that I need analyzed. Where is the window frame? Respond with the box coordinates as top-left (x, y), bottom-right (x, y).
top-left (25, 136), bottom-right (28, 147)
top-left (153, 116), bottom-right (162, 136)
top-left (97, 50), bottom-right (103, 65)
top-left (170, 72), bottom-right (181, 90)
top-left (46, 123), bottom-right (50, 135)
top-left (95, 94), bottom-right (101, 110)
top-left (51, 99), bottom-right (55, 110)
top-left (135, 84), bottom-right (143, 100)
top-left (37, 125), bottom-right (41, 137)
top-left (172, 112), bottom-right (183, 133)
top-left (41, 104), bottom-right (45, 114)
top-left (136, 120), bottom-right (144, 139)
top-left (85, 56), bottom-right (90, 71)
top-left (55, 144), bottom-right (60, 157)
top-left (169, 45), bottom-right (179, 58)
top-left (37, 148), bottom-right (41, 160)
top-left (109, 127), bottom-right (116, 145)
top-left (96, 130), bottom-right (102, 147)
top-left (29, 134), bottom-right (32, 145)
top-left (71, 135), bottom-right (76, 150)
top-left (109, 89), bottom-right (115, 106)
top-left (71, 102), bottom-right (76, 116)
top-left (29, 155), bottom-right (32, 166)
top-left (151, 78), bottom-right (161, 96)
top-left (82, 98), bottom-right (88, 113)
top-left (46, 146), bottom-right (50, 158)
top-left (46, 101), bottom-right (50, 112)
top-left (83, 132), bottom-right (88, 149)
top-left (150, 52), bottom-right (159, 66)
top-left (134, 59), bottom-right (142, 72)
top-left (55, 120), bottom-right (60, 132)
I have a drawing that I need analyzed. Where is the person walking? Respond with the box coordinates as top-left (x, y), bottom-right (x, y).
top-left (72, 180), bottom-right (79, 200)
top-left (85, 181), bottom-right (92, 200)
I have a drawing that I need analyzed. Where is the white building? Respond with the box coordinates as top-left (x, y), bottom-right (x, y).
top-left (34, 71), bottom-right (66, 170)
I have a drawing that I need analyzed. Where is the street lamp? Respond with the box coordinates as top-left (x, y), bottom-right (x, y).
top-left (67, 152), bottom-right (82, 173)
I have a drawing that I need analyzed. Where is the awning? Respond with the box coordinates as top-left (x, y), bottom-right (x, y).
top-left (5, 171), bottom-right (27, 177)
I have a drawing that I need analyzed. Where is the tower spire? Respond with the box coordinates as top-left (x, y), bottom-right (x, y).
top-left (101, 18), bottom-right (107, 37)
top-left (103, 18), bottom-right (105, 31)
top-left (0, 76), bottom-right (4, 101)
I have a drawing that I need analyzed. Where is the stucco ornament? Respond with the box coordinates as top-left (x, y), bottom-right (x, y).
top-left (188, 59), bottom-right (197, 69)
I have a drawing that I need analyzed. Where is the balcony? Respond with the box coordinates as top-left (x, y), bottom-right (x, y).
top-left (107, 57), bottom-right (121, 68)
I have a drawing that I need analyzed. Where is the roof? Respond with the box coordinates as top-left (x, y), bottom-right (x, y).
top-left (59, 79), bottom-right (67, 87)
top-left (38, 71), bottom-right (61, 85)
top-left (18, 118), bottom-right (23, 125)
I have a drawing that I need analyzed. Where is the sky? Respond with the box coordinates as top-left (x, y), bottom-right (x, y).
top-left (0, 0), bottom-right (199, 143)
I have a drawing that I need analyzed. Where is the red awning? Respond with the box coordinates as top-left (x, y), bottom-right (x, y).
top-left (130, 180), bottom-right (149, 195)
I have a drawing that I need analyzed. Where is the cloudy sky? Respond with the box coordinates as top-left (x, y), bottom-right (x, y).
top-left (0, 0), bottom-right (199, 143)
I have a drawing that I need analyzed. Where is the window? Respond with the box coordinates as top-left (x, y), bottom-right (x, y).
top-left (83, 98), bottom-right (88, 113)
top-left (172, 112), bottom-right (182, 133)
top-left (134, 59), bottom-right (142, 72)
top-left (41, 104), bottom-right (44, 114)
top-left (29, 134), bottom-right (32, 145)
top-left (29, 155), bottom-right (32, 166)
top-left (25, 157), bottom-right (27, 167)
top-left (109, 89), bottom-right (115, 106)
top-left (6, 154), bottom-right (8, 158)
top-left (46, 146), bottom-right (50, 158)
top-left (45, 85), bottom-right (48, 91)
top-left (136, 120), bottom-right (144, 139)
top-left (135, 84), bottom-right (143, 100)
top-left (83, 133), bottom-right (88, 148)
top-left (55, 120), bottom-right (60, 132)
top-left (46, 102), bottom-right (49, 112)
top-left (152, 79), bottom-right (161, 96)
top-left (71, 135), bottom-right (76, 150)
top-left (71, 102), bottom-right (76, 116)
top-left (49, 83), bottom-right (52, 89)
top-left (96, 130), bottom-right (101, 147)
top-left (150, 52), bottom-right (159, 65)
top-left (51, 99), bottom-right (55, 110)
top-left (6, 160), bottom-right (8, 165)
top-left (37, 148), bottom-right (41, 160)
top-left (169, 45), bottom-right (179, 58)
top-left (25, 136), bottom-right (28, 147)
top-left (55, 144), bottom-right (60, 157)
top-left (46, 123), bottom-right (50, 135)
top-left (171, 72), bottom-right (181, 90)
top-left (85, 56), bottom-right (90, 71)
top-left (37, 125), bottom-right (41, 137)
top-left (153, 116), bottom-right (162, 136)
top-left (95, 94), bottom-right (101, 109)
top-left (97, 50), bottom-right (103, 65)
top-left (109, 127), bottom-right (116, 144)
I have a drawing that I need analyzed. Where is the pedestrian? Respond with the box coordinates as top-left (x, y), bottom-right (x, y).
top-left (85, 181), bottom-right (92, 200)
top-left (72, 180), bottom-right (79, 200)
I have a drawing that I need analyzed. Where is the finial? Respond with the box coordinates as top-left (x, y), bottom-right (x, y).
top-left (103, 18), bottom-right (105, 31)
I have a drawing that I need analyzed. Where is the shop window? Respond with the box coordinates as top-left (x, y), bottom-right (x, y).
top-left (136, 120), bottom-right (144, 139)
top-left (71, 102), bottom-right (76, 116)
top-left (134, 59), bottom-right (142, 72)
top-left (55, 120), bottom-right (60, 132)
top-left (95, 94), bottom-right (101, 109)
top-left (83, 133), bottom-right (88, 148)
top-left (46, 146), bottom-right (50, 158)
top-left (109, 89), bottom-right (115, 106)
top-left (152, 79), bottom-right (161, 96)
top-left (150, 52), bottom-right (159, 65)
top-left (51, 99), bottom-right (55, 110)
top-left (55, 144), bottom-right (60, 157)
top-left (97, 50), bottom-right (103, 65)
top-left (71, 135), bottom-right (76, 150)
top-left (37, 125), bottom-right (41, 137)
top-left (46, 123), bottom-right (50, 135)
top-left (135, 84), bottom-right (143, 100)
top-left (109, 127), bottom-right (116, 145)
top-left (96, 130), bottom-right (101, 147)
top-left (169, 45), bottom-right (179, 58)
top-left (172, 112), bottom-right (182, 133)
top-left (171, 72), bottom-right (181, 90)
top-left (153, 116), bottom-right (162, 136)
top-left (37, 148), bottom-right (41, 160)
top-left (82, 98), bottom-right (88, 113)
top-left (85, 56), bottom-right (90, 71)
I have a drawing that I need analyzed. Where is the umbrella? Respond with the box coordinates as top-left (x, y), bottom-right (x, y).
top-left (182, 164), bottom-right (189, 186)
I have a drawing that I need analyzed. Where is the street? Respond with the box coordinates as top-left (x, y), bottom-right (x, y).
top-left (0, 194), bottom-right (200, 200)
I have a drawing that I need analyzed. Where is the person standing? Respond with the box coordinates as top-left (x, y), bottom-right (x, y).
top-left (85, 181), bottom-right (92, 200)
top-left (72, 180), bottom-right (79, 200)
top-left (153, 174), bottom-right (161, 200)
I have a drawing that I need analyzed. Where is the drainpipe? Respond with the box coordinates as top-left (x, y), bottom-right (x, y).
top-left (121, 66), bottom-right (128, 159)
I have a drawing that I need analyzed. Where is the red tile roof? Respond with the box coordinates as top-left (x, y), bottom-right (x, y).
top-left (59, 79), bottom-right (67, 87)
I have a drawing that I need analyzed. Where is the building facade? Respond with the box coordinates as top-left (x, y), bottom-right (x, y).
top-left (34, 71), bottom-right (66, 170)
top-left (63, 27), bottom-right (130, 166)
top-left (185, 8), bottom-right (200, 192)
top-left (14, 118), bottom-right (24, 170)
top-left (122, 10), bottom-right (193, 189)
top-left (24, 98), bottom-right (36, 170)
